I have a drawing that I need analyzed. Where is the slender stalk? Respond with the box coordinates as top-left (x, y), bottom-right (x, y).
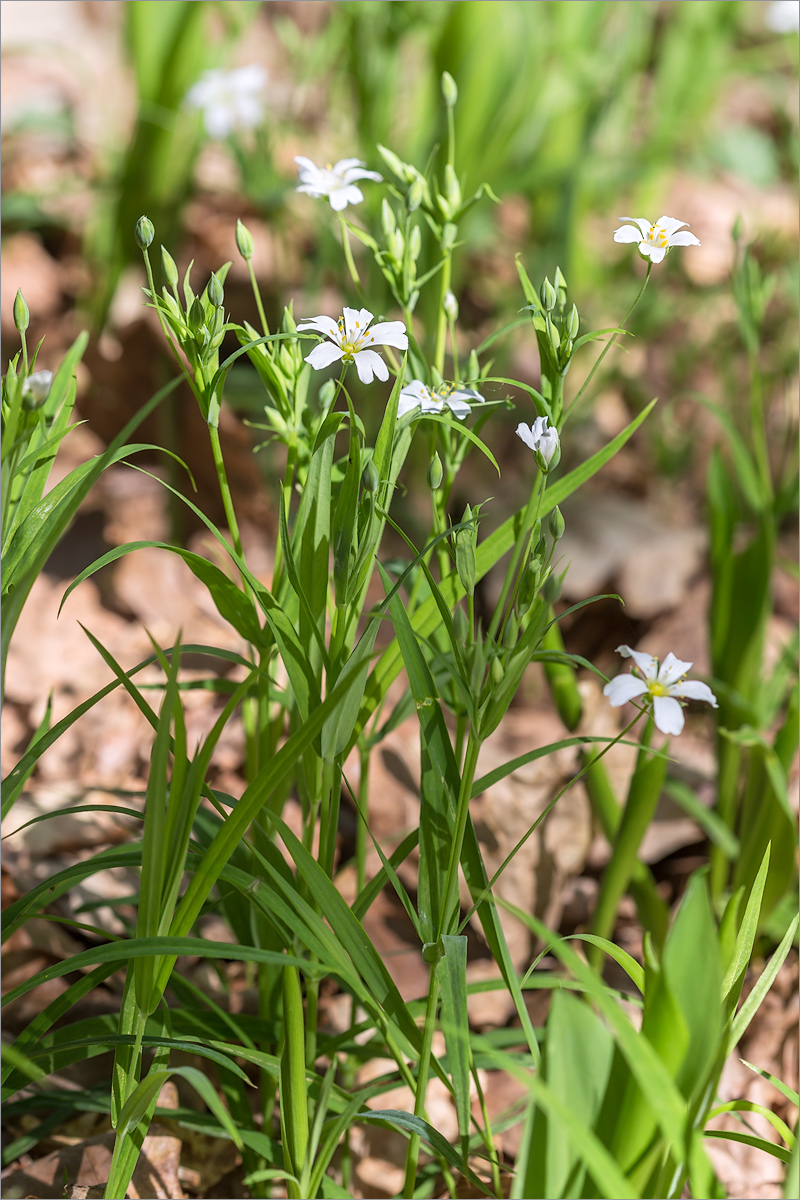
top-left (439, 732), bottom-right (482, 940)
top-left (248, 258), bottom-right (271, 339)
top-left (338, 212), bottom-right (362, 291)
top-left (208, 422), bottom-right (243, 559)
top-left (748, 346), bottom-right (773, 504)
top-left (280, 963), bottom-right (309, 1194)
top-left (563, 261), bottom-right (652, 426)
top-left (487, 473), bottom-right (544, 642)
top-left (434, 249), bottom-right (453, 378)
top-left (401, 964), bottom-right (441, 1198)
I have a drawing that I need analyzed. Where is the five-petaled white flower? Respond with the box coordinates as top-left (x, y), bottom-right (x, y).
top-left (22, 370), bottom-right (54, 406)
top-left (297, 307), bottom-right (407, 384)
top-left (397, 380), bottom-right (485, 421)
top-left (294, 156), bottom-right (382, 211)
top-left (185, 65), bottom-right (267, 139)
top-left (613, 215), bottom-right (700, 264)
top-left (516, 417), bottom-right (560, 468)
top-left (603, 644), bottom-right (718, 736)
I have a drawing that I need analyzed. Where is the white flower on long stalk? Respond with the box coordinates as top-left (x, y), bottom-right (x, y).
top-left (516, 416), bottom-right (560, 469)
top-left (397, 380), bottom-right (485, 420)
top-left (294, 156), bottom-right (382, 211)
top-left (765, 1), bottom-right (799, 34)
top-left (185, 65), bottom-right (267, 139)
top-left (613, 215), bottom-right (700, 264)
top-left (297, 307), bottom-right (407, 384)
top-left (603, 644), bottom-right (718, 736)
top-left (22, 370), bottom-right (54, 407)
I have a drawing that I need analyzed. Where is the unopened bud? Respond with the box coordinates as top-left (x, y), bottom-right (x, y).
top-left (554, 266), bottom-right (568, 308)
top-left (135, 215), bottom-right (155, 250)
top-left (454, 503), bottom-right (477, 597)
top-left (388, 229), bottom-right (404, 264)
top-left (161, 246), bottom-right (179, 290)
top-left (443, 290), bottom-right (459, 322)
top-left (407, 177), bottom-right (423, 213)
top-left (207, 272), bottom-right (224, 308)
top-left (188, 297), bottom-right (205, 334)
top-left (22, 369), bottom-right (53, 409)
top-left (548, 506), bottom-right (565, 541)
top-left (282, 306), bottom-right (297, 336)
top-left (543, 571), bottom-right (562, 604)
top-left (381, 198), bottom-right (396, 238)
top-left (427, 452), bottom-right (443, 491)
top-left (540, 276), bottom-right (556, 312)
top-left (13, 289), bottom-right (29, 332)
top-left (441, 71), bottom-right (458, 108)
top-left (362, 459), bottom-right (379, 494)
top-left (519, 560), bottom-right (541, 609)
top-left (235, 219), bottom-right (254, 261)
top-left (503, 612), bottom-right (519, 650)
top-left (566, 303), bottom-right (580, 340)
top-left (490, 655), bottom-right (504, 686)
top-left (442, 222), bottom-right (458, 250)
top-left (444, 164), bottom-right (461, 211)
top-left (408, 224), bottom-right (422, 261)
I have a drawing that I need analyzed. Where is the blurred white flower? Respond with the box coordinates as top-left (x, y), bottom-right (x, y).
top-left (397, 380), bottom-right (485, 420)
top-left (603, 644), bottom-right (718, 736)
top-left (516, 416), bottom-right (560, 468)
top-left (765, 1), bottom-right (799, 33)
top-left (297, 307), bottom-right (407, 384)
top-left (185, 64), bottom-right (267, 139)
top-left (294, 156), bottom-right (382, 211)
top-left (21, 370), bottom-right (53, 407)
top-left (613, 215), bottom-right (700, 264)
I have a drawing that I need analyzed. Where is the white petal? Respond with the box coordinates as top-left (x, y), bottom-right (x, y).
top-left (333, 158), bottom-right (364, 173)
top-left (647, 245), bottom-right (667, 264)
top-left (297, 315), bottom-right (340, 340)
top-left (671, 680), bottom-right (718, 707)
top-left (343, 307), bottom-right (374, 340)
top-left (668, 230), bottom-right (701, 247)
top-left (400, 380), bottom-right (431, 403)
top-left (305, 342), bottom-right (345, 371)
top-left (515, 423), bottom-right (537, 450)
top-left (619, 217), bottom-right (652, 236)
top-left (234, 64), bottom-right (268, 89)
top-left (204, 108), bottom-right (234, 139)
top-left (653, 695), bottom-right (684, 735)
top-left (613, 224), bottom-right (643, 244)
top-left (353, 349), bottom-right (387, 383)
top-left (451, 387), bottom-right (485, 404)
top-left (342, 167), bottom-right (383, 184)
top-left (657, 215), bottom-right (688, 236)
top-left (616, 646), bottom-right (658, 679)
top-left (603, 674), bottom-right (650, 706)
top-left (445, 397), bottom-right (472, 419)
top-left (365, 320), bottom-right (408, 350)
top-left (329, 185), bottom-right (363, 211)
top-left (396, 394), bottom-right (423, 419)
top-left (658, 652), bottom-right (693, 686)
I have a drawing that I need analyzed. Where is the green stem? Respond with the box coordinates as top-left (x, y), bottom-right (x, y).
top-left (280, 963), bottom-right (309, 1191)
top-left (401, 965), bottom-right (441, 1198)
top-left (19, 328), bottom-right (28, 377)
top-left (748, 347), bottom-right (773, 504)
top-left (338, 212), bottom-right (362, 291)
top-left (564, 261), bottom-right (652, 426)
top-left (208, 422), bottom-right (243, 559)
top-left (434, 250), bottom-right (453, 378)
top-left (440, 732), bottom-right (482, 939)
top-left (247, 258), bottom-right (270, 339)
top-left (487, 473), bottom-right (544, 642)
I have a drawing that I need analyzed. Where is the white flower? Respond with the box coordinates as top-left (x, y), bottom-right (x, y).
top-left (22, 370), bottom-right (54, 406)
top-left (294, 156), bottom-right (382, 211)
top-left (765, 1), bottom-right (799, 34)
top-left (185, 64), bottom-right (267, 139)
top-left (516, 416), bottom-right (560, 468)
top-left (397, 379), bottom-right (485, 421)
top-left (603, 644), bottom-right (718, 736)
top-left (297, 307), bottom-right (407, 384)
top-left (613, 215), bottom-right (700, 264)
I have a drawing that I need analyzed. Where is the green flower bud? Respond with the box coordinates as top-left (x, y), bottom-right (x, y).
top-left (543, 571), bottom-right (562, 604)
top-left (188, 296), bottom-right (205, 334)
top-left (408, 224), bottom-right (422, 261)
top-left (362, 459), bottom-right (379, 494)
top-left (235, 218), bottom-right (254, 261)
top-left (444, 164), bottom-right (462, 213)
top-left (519, 559), bottom-right (542, 608)
top-left (406, 177), bottom-right (423, 213)
top-left (503, 611), bottom-right (519, 650)
top-left (427, 452), bottom-right (443, 491)
top-left (282, 305), bottom-right (297, 336)
top-left (534, 533), bottom-right (547, 560)
top-left (22, 369), bottom-right (53, 409)
top-left (554, 265), bottom-right (568, 309)
top-left (566, 303), bottom-right (580, 340)
top-left (443, 290), bottom-right (459, 322)
top-left (161, 246), bottom-right (179, 290)
top-left (540, 276), bottom-right (557, 312)
top-left (442, 222), bottom-right (458, 250)
top-left (454, 503), bottom-right (477, 597)
top-left (135, 215), bottom-right (155, 250)
top-left (13, 288), bottom-right (29, 332)
top-left (490, 654), bottom-right (505, 687)
top-left (207, 272), bottom-right (224, 308)
top-left (441, 71), bottom-right (458, 108)
top-left (388, 228), bottom-right (405, 264)
top-left (549, 506), bottom-right (565, 540)
top-left (381, 198), bottom-right (396, 238)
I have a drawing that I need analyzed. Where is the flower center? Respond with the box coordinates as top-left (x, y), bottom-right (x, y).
top-left (648, 224), bottom-right (669, 248)
top-left (646, 680), bottom-right (669, 698)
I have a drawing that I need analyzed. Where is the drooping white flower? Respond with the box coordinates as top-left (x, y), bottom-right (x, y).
top-left (297, 307), bottom-right (407, 384)
top-left (22, 370), bottom-right (54, 407)
top-left (294, 156), bottom-right (382, 211)
top-left (603, 644), bottom-right (718, 736)
top-left (185, 64), bottom-right (267, 139)
top-left (613, 215), bottom-right (700, 264)
top-left (765, 1), bottom-right (799, 34)
top-left (516, 416), bottom-right (560, 469)
top-left (397, 379), bottom-right (485, 421)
